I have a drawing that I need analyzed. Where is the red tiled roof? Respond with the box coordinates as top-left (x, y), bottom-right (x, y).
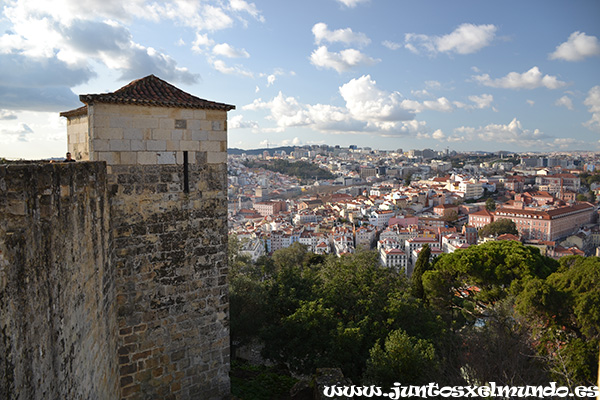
top-left (61, 75), bottom-right (235, 117)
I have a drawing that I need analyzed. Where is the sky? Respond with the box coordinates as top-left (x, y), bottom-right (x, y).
top-left (1, 0), bottom-right (600, 159)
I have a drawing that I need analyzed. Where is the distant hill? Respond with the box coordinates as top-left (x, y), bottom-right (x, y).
top-left (228, 146), bottom-right (296, 156)
top-left (243, 159), bottom-right (335, 183)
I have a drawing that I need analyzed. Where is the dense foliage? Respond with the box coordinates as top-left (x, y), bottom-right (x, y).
top-left (244, 159), bottom-right (335, 182)
top-left (229, 238), bottom-right (599, 393)
top-left (477, 218), bottom-right (518, 238)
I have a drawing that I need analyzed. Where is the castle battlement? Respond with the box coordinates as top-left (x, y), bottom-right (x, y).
top-left (1, 76), bottom-right (234, 400)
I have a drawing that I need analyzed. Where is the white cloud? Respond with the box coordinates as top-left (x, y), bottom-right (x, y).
top-left (267, 75), bottom-right (276, 86)
top-left (212, 43), bottom-right (249, 58)
top-left (0, 122), bottom-right (33, 143)
top-left (473, 66), bottom-right (566, 90)
top-left (527, 100), bottom-right (535, 106)
top-left (584, 85), bottom-right (600, 132)
top-left (339, 75), bottom-right (415, 122)
top-left (192, 33), bottom-right (215, 52)
top-left (335, 0), bottom-right (370, 8)
top-left (312, 23), bottom-right (370, 47)
top-left (448, 118), bottom-right (579, 149)
top-left (382, 40), bottom-right (401, 50)
top-left (0, 110), bottom-right (17, 120)
top-left (242, 75), bottom-right (439, 137)
top-left (310, 46), bottom-right (379, 73)
top-left (555, 95), bottom-right (574, 110)
top-left (228, 0), bottom-right (265, 22)
top-left (432, 129), bottom-right (445, 140)
top-left (211, 59), bottom-right (253, 77)
top-left (0, 0), bottom-right (201, 112)
top-left (281, 137), bottom-right (302, 146)
top-left (468, 94), bottom-right (494, 109)
top-left (549, 31), bottom-right (600, 61)
top-left (0, 0), bottom-right (269, 111)
top-left (405, 24), bottom-right (497, 55)
top-left (229, 114), bottom-right (259, 131)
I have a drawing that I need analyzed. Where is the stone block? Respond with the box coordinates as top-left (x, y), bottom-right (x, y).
top-left (200, 121), bottom-right (212, 131)
top-left (152, 129), bottom-right (171, 140)
top-left (133, 118), bottom-right (159, 129)
top-left (207, 152), bottom-right (227, 165)
top-left (92, 139), bottom-right (110, 152)
top-left (131, 140), bottom-right (145, 151)
top-left (159, 119), bottom-right (175, 130)
top-left (180, 141), bottom-right (200, 151)
top-left (123, 128), bottom-right (144, 140)
top-left (200, 141), bottom-right (221, 153)
top-left (97, 152), bottom-right (121, 164)
top-left (166, 140), bottom-right (180, 151)
top-left (208, 131), bottom-right (227, 142)
top-left (193, 110), bottom-right (207, 119)
top-left (179, 109), bottom-right (194, 119)
top-left (187, 120), bottom-right (201, 130)
top-left (97, 127), bottom-right (124, 140)
top-left (157, 152), bottom-right (177, 165)
top-left (138, 152), bottom-right (158, 165)
top-left (147, 141), bottom-right (167, 151)
top-left (171, 130), bottom-right (184, 141)
top-left (191, 131), bottom-right (208, 141)
top-left (110, 140), bottom-right (131, 151)
top-left (110, 116), bottom-right (133, 129)
top-left (121, 152), bottom-right (138, 165)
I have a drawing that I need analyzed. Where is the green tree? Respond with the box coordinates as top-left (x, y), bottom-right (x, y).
top-left (460, 299), bottom-right (549, 386)
top-left (259, 250), bottom-right (408, 382)
top-left (478, 218), bottom-right (518, 238)
top-left (515, 255), bottom-right (600, 387)
top-left (363, 329), bottom-right (439, 387)
top-left (422, 240), bottom-right (558, 328)
top-left (411, 244), bottom-right (431, 301)
top-left (485, 197), bottom-right (496, 211)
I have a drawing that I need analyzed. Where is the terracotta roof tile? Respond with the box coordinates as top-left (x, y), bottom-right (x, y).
top-left (61, 75), bottom-right (235, 117)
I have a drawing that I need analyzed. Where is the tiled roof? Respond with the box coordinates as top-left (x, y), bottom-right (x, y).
top-left (61, 75), bottom-right (235, 117)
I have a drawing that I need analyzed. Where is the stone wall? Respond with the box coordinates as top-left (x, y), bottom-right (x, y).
top-left (0, 162), bottom-right (118, 399)
top-left (66, 113), bottom-right (91, 161)
top-left (109, 156), bottom-right (230, 399)
top-left (79, 103), bottom-right (227, 166)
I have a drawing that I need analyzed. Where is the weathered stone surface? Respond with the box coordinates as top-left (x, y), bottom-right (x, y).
top-left (111, 162), bottom-right (230, 400)
top-left (4, 77), bottom-right (233, 400)
top-left (0, 161), bottom-right (119, 400)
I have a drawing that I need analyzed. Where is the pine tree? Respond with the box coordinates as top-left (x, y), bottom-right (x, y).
top-left (411, 244), bottom-right (431, 301)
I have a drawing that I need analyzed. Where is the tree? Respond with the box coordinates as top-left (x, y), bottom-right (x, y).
top-left (460, 299), bottom-right (549, 386)
top-left (422, 240), bottom-right (558, 327)
top-left (478, 218), bottom-right (518, 238)
top-left (515, 255), bottom-right (600, 387)
top-left (485, 198), bottom-right (496, 211)
top-left (363, 329), bottom-right (439, 387)
top-left (443, 210), bottom-right (459, 224)
top-left (404, 173), bottom-right (413, 187)
top-left (411, 244), bottom-right (431, 301)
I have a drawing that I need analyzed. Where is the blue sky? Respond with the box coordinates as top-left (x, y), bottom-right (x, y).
top-left (1, 0), bottom-right (599, 159)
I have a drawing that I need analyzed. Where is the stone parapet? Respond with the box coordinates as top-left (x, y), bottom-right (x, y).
top-left (109, 162), bottom-right (230, 399)
top-left (0, 161), bottom-right (119, 400)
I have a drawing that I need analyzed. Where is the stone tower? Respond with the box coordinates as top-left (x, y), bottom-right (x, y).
top-left (61, 75), bottom-right (235, 399)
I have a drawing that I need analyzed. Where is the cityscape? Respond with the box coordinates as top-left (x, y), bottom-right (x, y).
top-left (1, 0), bottom-right (599, 398)
top-left (228, 145), bottom-right (600, 268)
